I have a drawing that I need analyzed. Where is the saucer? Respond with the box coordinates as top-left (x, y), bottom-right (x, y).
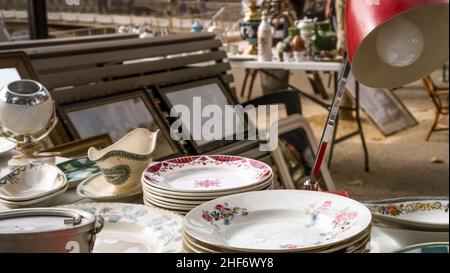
top-left (0, 138), bottom-right (16, 155)
top-left (76, 173), bottom-right (143, 202)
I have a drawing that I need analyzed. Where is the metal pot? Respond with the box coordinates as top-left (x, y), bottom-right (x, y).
top-left (0, 208), bottom-right (104, 253)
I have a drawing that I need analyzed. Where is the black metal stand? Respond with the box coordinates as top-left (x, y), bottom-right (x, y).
top-left (27, 0), bottom-right (49, 40)
top-left (239, 68), bottom-right (370, 172)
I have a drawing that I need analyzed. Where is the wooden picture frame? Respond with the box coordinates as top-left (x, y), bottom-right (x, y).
top-left (41, 133), bottom-right (113, 158)
top-left (59, 90), bottom-right (180, 160)
top-left (0, 51), bottom-right (38, 84)
top-left (274, 114), bottom-right (336, 191)
top-left (157, 77), bottom-right (247, 154)
top-left (346, 73), bottom-right (418, 136)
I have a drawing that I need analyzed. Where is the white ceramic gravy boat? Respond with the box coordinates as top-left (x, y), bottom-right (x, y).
top-left (88, 128), bottom-right (159, 194)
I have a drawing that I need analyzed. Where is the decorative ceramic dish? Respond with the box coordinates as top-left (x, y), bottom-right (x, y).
top-left (142, 155), bottom-right (272, 193)
top-left (393, 242), bottom-right (449, 253)
top-left (88, 128), bottom-right (158, 194)
top-left (0, 137), bottom-right (16, 155)
top-left (0, 184), bottom-right (68, 208)
top-left (183, 190), bottom-right (372, 252)
top-left (76, 173), bottom-right (143, 202)
top-left (57, 157), bottom-right (100, 189)
top-left (0, 162), bottom-right (67, 201)
top-left (142, 176), bottom-right (273, 198)
top-left (370, 226), bottom-right (449, 253)
top-left (364, 197), bottom-right (449, 231)
top-left (62, 203), bottom-right (182, 253)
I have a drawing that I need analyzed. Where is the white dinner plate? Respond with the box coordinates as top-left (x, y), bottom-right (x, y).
top-left (184, 190), bottom-right (372, 252)
top-left (142, 177), bottom-right (273, 199)
top-left (142, 155), bottom-right (273, 193)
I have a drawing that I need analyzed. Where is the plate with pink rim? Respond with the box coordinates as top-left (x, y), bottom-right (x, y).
top-left (142, 155), bottom-right (273, 193)
top-left (183, 190), bottom-right (372, 252)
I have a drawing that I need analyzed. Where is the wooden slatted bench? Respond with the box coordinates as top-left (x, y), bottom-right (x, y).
top-left (16, 32), bottom-right (237, 105)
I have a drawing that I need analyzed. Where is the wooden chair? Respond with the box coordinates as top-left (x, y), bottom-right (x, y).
top-left (422, 75), bottom-right (449, 140)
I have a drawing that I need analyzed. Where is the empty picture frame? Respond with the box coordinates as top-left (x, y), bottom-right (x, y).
top-left (0, 51), bottom-right (38, 89)
top-left (346, 73), bottom-right (418, 136)
top-left (60, 90), bottom-right (179, 160)
top-left (158, 78), bottom-right (246, 153)
top-left (275, 114), bottom-right (336, 191)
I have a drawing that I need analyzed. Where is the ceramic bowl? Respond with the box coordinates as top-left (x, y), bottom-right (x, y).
top-left (0, 184), bottom-right (68, 208)
top-left (0, 162), bottom-right (67, 202)
top-left (88, 128), bottom-right (158, 194)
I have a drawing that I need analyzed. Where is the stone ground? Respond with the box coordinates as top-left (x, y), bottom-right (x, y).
top-left (231, 67), bottom-right (449, 201)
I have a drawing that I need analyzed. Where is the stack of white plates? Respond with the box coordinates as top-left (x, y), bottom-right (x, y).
top-left (141, 155), bottom-right (274, 215)
top-left (0, 162), bottom-right (68, 208)
top-left (182, 190), bottom-right (373, 253)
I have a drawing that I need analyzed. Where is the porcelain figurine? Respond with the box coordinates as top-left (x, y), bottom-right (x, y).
top-left (88, 128), bottom-right (159, 194)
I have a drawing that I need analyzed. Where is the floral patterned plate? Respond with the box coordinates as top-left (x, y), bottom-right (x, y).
top-left (62, 203), bottom-right (182, 253)
top-left (183, 190), bottom-right (372, 252)
top-left (142, 155), bottom-right (272, 193)
top-left (57, 157), bottom-right (101, 189)
top-left (364, 197), bottom-right (449, 232)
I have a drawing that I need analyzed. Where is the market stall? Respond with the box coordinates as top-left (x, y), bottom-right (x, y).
top-left (0, 0), bottom-right (448, 254)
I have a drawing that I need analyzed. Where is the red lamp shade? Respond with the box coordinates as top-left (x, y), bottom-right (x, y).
top-left (346, 0), bottom-right (449, 88)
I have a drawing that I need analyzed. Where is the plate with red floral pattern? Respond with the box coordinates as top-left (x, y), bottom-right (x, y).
top-left (142, 155), bottom-right (273, 193)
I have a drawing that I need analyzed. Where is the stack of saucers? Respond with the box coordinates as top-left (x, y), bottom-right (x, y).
top-left (0, 162), bottom-right (68, 208)
top-left (141, 155), bottom-right (274, 215)
top-left (182, 190), bottom-right (372, 253)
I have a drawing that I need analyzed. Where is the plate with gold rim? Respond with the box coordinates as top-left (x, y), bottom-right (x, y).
top-left (364, 197), bottom-right (449, 232)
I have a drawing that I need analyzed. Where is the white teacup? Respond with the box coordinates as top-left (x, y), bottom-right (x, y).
top-left (88, 128), bottom-right (159, 194)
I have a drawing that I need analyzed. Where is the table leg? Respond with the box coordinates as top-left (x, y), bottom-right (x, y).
top-left (247, 69), bottom-right (259, 101)
top-left (240, 68), bottom-right (251, 99)
top-left (328, 112), bottom-right (340, 169)
top-left (355, 82), bottom-right (370, 172)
